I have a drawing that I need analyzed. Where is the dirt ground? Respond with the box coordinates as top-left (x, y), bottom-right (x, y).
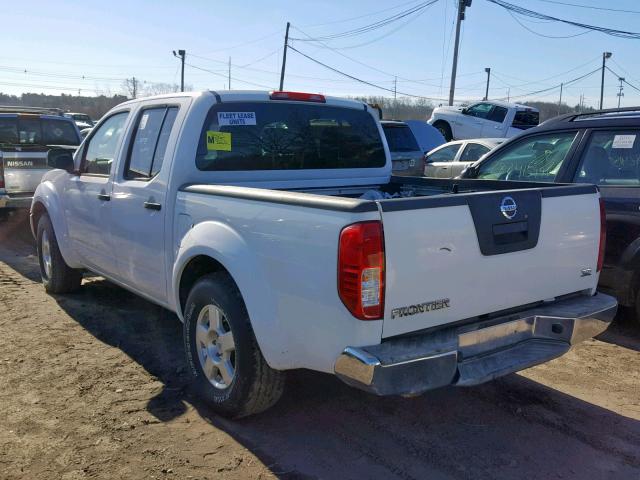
top-left (0, 211), bottom-right (639, 480)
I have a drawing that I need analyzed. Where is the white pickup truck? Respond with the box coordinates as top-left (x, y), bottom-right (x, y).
top-left (31, 90), bottom-right (616, 417)
top-left (429, 100), bottom-right (539, 141)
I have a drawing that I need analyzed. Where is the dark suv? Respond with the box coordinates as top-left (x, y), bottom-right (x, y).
top-left (462, 107), bottom-right (640, 322)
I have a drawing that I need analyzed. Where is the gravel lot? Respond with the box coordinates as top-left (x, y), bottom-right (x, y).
top-left (0, 210), bottom-right (639, 480)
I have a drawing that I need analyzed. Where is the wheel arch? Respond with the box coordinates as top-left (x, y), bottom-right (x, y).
top-left (432, 119), bottom-right (453, 140)
top-left (30, 182), bottom-right (82, 268)
top-left (172, 221), bottom-right (281, 368)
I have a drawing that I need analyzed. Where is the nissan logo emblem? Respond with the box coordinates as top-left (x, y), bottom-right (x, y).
top-left (500, 196), bottom-right (517, 219)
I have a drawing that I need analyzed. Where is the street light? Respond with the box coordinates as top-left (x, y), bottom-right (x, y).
top-left (600, 51), bottom-right (612, 110)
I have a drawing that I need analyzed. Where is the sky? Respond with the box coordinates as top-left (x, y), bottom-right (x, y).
top-left (3, 0), bottom-right (640, 108)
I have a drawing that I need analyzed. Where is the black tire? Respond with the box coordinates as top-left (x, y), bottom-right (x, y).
top-left (434, 121), bottom-right (453, 141)
top-left (36, 213), bottom-right (82, 294)
top-left (183, 272), bottom-right (285, 418)
top-left (634, 290), bottom-right (640, 326)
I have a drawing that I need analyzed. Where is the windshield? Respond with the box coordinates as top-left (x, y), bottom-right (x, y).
top-left (196, 102), bottom-right (385, 171)
top-left (0, 117), bottom-right (80, 146)
top-left (382, 124), bottom-right (420, 152)
top-left (476, 131), bottom-right (577, 182)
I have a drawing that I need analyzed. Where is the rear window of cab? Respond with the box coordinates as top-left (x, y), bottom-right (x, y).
top-left (0, 116), bottom-right (80, 146)
top-left (195, 103), bottom-right (386, 171)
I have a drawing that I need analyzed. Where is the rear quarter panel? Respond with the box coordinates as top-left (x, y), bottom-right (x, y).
top-left (173, 192), bottom-right (383, 373)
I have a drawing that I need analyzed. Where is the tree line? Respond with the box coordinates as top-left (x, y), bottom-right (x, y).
top-left (0, 91), bottom-right (597, 123)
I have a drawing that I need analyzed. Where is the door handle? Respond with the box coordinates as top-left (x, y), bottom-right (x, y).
top-left (144, 201), bottom-right (162, 211)
top-left (97, 193), bottom-right (111, 201)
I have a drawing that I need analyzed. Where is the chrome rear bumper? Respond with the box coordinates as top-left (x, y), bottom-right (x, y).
top-left (0, 193), bottom-right (33, 209)
top-left (334, 293), bottom-right (617, 396)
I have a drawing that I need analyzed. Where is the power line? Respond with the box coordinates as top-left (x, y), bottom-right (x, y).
top-left (289, 1), bottom-right (440, 42)
top-left (606, 66), bottom-right (640, 94)
top-left (495, 66), bottom-right (601, 100)
top-left (486, 0), bottom-right (640, 39)
top-left (505, 9), bottom-right (590, 38)
top-left (290, 25), bottom-right (471, 87)
top-left (300, 0), bottom-right (426, 27)
top-left (184, 62), bottom-right (274, 89)
top-left (192, 29), bottom-right (282, 55)
top-left (490, 56), bottom-right (601, 89)
top-left (530, 0), bottom-right (640, 15)
top-left (288, 45), bottom-right (449, 101)
top-left (320, 2), bottom-right (436, 50)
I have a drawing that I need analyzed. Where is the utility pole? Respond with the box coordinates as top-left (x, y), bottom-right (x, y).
top-left (448, 0), bottom-right (472, 106)
top-left (228, 57), bottom-right (231, 90)
top-left (558, 82), bottom-right (563, 114)
top-left (483, 67), bottom-right (491, 100)
top-left (279, 22), bottom-right (291, 91)
top-left (617, 77), bottom-right (625, 108)
top-left (132, 76), bottom-right (137, 98)
top-left (173, 50), bottom-right (186, 92)
top-left (600, 51), bottom-right (612, 110)
top-left (394, 76), bottom-right (397, 100)
top-left (507, 87), bottom-right (510, 102)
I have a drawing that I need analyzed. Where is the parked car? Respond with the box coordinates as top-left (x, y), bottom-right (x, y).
top-left (404, 119), bottom-right (446, 153)
top-left (79, 127), bottom-right (92, 138)
top-left (32, 90), bottom-right (615, 417)
top-left (462, 106), bottom-right (640, 322)
top-left (428, 100), bottom-right (539, 141)
top-left (64, 112), bottom-right (94, 130)
top-left (0, 107), bottom-right (80, 214)
top-left (380, 120), bottom-right (424, 176)
top-left (424, 138), bottom-right (505, 178)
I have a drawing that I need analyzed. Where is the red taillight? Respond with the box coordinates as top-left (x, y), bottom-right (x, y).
top-left (338, 221), bottom-right (385, 320)
top-left (270, 91), bottom-right (326, 103)
top-left (597, 197), bottom-right (606, 272)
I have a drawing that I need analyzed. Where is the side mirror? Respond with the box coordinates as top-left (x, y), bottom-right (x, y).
top-left (461, 108), bottom-right (468, 115)
top-left (47, 148), bottom-right (75, 173)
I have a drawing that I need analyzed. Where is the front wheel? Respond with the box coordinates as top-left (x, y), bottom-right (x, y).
top-left (37, 213), bottom-right (82, 293)
top-left (183, 272), bottom-right (285, 417)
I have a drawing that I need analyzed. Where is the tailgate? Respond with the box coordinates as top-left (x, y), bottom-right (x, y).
top-left (380, 187), bottom-right (601, 338)
top-left (2, 149), bottom-right (50, 194)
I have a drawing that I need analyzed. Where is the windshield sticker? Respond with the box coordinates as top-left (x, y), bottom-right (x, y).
top-left (612, 134), bottom-right (636, 149)
top-left (217, 112), bottom-right (256, 126)
top-left (139, 113), bottom-right (149, 130)
top-left (206, 131), bottom-right (232, 151)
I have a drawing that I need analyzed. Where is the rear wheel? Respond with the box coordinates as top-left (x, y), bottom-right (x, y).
top-left (433, 121), bottom-right (452, 141)
top-left (183, 272), bottom-right (284, 417)
top-left (634, 289), bottom-right (640, 326)
top-left (36, 213), bottom-right (82, 293)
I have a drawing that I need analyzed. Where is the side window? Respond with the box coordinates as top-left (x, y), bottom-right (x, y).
top-left (83, 112), bottom-right (129, 175)
top-left (429, 144), bottom-right (461, 163)
top-left (460, 143), bottom-right (490, 162)
top-left (476, 131), bottom-right (578, 182)
top-left (125, 107), bottom-right (179, 179)
top-left (486, 106), bottom-right (508, 124)
top-left (574, 130), bottom-right (640, 186)
top-left (151, 107), bottom-right (179, 177)
top-left (464, 103), bottom-right (493, 119)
